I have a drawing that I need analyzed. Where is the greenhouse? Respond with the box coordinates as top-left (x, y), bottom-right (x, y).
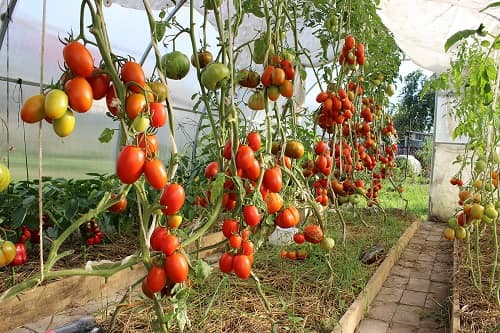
top-left (0, 0), bottom-right (499, 332)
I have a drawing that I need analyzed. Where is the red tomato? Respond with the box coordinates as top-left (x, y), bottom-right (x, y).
top-left (146, 265), bottom-right (167, 293)
top-left (106, 85), bottom-right (119, 116)
top-left (205, 161), bottom-right (218, 179)
top-left (243, 205), bottom-right (261, 227)
top-left (64, 77), bottom-right (93, 113)
top-left (160, 183), bottom-right (185, 215)
top-left (144, 158), bottom-right (168, 190)
top-left (10, 243), bottom-right (27, 266)
top-left (265, 192), bottom-right (284, 214)
top-left (315, 141), bottom-right (328, 155)
top-left (121, 61), bottom-right (145, 92)
top-left (242, 158), bottom-right (261, 181)
top-left (247, 131), bottom-right (261, 151)
top-left (276, 206), bottom-right (300, 228)
top-left (236, 145), bottom-right (255, 170)
top-left (229, 234), bottom-right (242, 249)
top-left (263, 166), bottom-right (282, 192)
top-left (222, 218), bottom-right (239, 238)
top-left (161, 234), bottom-right (179, 256)
top-left (293, 232), bottom-right (305, 244)
top-left (137, 133), bottom-right (159, 157)
top-left (150, 226), bottom-right (168, 251)
top-left (345, 35), bottom-right (356, 50)
top-left (165, 252), bottom-right (189, 283)
top-left (150, 102), bottom-right (167, 128)
top-left (233, 255), bottom-right (251, 279)
top-left (241, 230), bottom-right (251, 241)
top-left (109, 194), bottom-right (127, 213)
top-left (241, 240), bottom-right (254, 255)
top-left (63, 41), bottom-right (94, 78)
top-left (87, 71), bottom-right (110, 100)
top-left (223, 140), bottom-right (233, 160)
top-left (261, 66), bottom-right (274, 87)
top-left (303, 224), bottom-right (324, 244)
top-left (116, 146), bottom-right (145, 184)
top-left (219, 252), bottom-right (234, 274)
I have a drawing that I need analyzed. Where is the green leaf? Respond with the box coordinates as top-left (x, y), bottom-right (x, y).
top-left (193, 259), bottom-right (212, 284)
top-left (11, 207), bottom-right (27, 229)
top-left (242, 0), bottom-right (264, 18)
top-left (480, 1), bottom-right (500, 12)
top-left (493, 37), bottom-right (500, 50)
top-left (444, 29), bottom-right (476, 52)
top-left (64, 198), bottom-right (78, 219)
top-left (98, 128), bottom-right (114, 143)
top-left (209, 173), bottom-right (225, 205)
top-left (481, 40), bottom-right (491, 48)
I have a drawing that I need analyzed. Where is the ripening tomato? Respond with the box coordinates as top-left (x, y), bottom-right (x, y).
top-left (141, 279), bottom-right (155, 299)
top-left (315, 141), bottom-right (328, 155)
top-left (303, 224), bottom-right (324, 244)
top-left (150, 102), bottom-right (167, 128)
top-left (284, 140), bottom-right (304, 159)
top-left (243, 205), bottom-right (261, 227)
top-left (265, 192), bottom-right (284, 214)
top-left (63, 41), bottom-right (94, 78)
top-left (243, 158), bottom-right (261, 181)
top-left (233, 255), bottom-right (251, 279)
top-left (126, 93), bottom-right (146, 120)
top-left (271, 68), bottom-right (286, 86)
top-left (44, 89), bottom-right (69, 120)
top-left (52, 110), bottom-right (76, 137)
top-left (137, 133), bottom-right (159, 157)
top-left (222, 218), bottom-right (239, 238)
top-left (223, 140), bottom-right (233, 160)
top-left (109, 194), bottom-right (128, 213)
top-left (165, 252), bottom-right (189, 283)
top-left (121, 61), bottom-right (145, 92)
top-left (279, 80), bottom-right (293, 98)
top-left (144, 158), bottom-right (168, 190)
top-left (261, 66), bottom-right (274, 87)
top-left (219, 252), bottom-right (234, 274)
top-left (276, 206), bottom-right (300, 228)
top-left (167, 215), bottom-right (183, 229)
top-left (150, 226), bottom-right (168, 251)
top-left (160, 183), bottom-right (185, 215)
top-left (64, 77), bottom-right (93, 113)
top-left (267, 85), bottom-right (281, 101)
top-left (161, 234), bottom-right (179, 256)
top-left (205, 161), bottom-right (218, 179)
top-left (106, 85), bottom-right (119, 116)
top-left (87, 71), bottom-right (110, 100)
top-left (236, 145), bottom-right (255, 170)
top-left (247, 131), bottom-right (261, 151)
top-left (21, 95), bottom-right (45, 123)
top-left (263, 166), bottom-right (282, 192)
top-left (146, 265), bottom-right (167, 293)
top-left (116, 145), bottom-right (145, 184)
top-left (0, 240), bottom-right (16, 267)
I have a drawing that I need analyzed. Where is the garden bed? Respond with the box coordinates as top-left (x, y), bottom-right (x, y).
top-left (94, 208), bottom-right (417, 333)
top-left (452, 224), bottom-right (500, 333)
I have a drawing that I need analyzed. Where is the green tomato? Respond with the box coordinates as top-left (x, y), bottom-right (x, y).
top-left (475, 159), bottom-right (487, 173)
top-left (320, 237), bottom-right (335, 250)
top-left (323, 14), bottom-right (338, 33)
top-left (161, 51), bottom-right (190, 80)
top-left (201, 63), bottom-right (230, 90)
top-left (447, 217), bottom-right (458, 228)
top-left (132, 115), bottom-right (150, 133)
top-left (44, 89), bottom-right (69, 120)
top-left (52, 110), bottom-right (75, 137)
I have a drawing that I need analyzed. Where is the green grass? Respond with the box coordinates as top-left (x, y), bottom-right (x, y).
top-left (378, 177), bottom-right (430, 218)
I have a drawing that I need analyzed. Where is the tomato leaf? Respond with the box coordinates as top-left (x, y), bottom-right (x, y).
top-left (192, 259), bottom-right (212, 284)
top-left (480, 1), bottom-right (500, 12)
top-left (444, 29), bottom-right (477, 52)
top-left (11, 207), bottom-right (27, 229)
top-left (98, 128), bottom-right (114, 143)
top-left (64, 198), bottom-right (78, 219)
top-left (242, 0), bottom-right (264, 18)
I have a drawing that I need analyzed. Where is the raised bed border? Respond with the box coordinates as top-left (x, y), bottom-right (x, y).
top-left (332, 217), bottom-right (422, 333)
top-left (0, 231), bottom-right (225, 332)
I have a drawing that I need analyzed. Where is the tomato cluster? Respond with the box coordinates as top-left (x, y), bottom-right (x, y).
top-left (82, 220), bottom-right (104, 246)
top-left (219, 221), bottom-right (254, 279)
top-left (338, 35), bottom-right (365, 67)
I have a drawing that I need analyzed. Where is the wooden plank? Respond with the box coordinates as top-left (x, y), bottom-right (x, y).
top-left (0, 231), bottom-right (225, 332)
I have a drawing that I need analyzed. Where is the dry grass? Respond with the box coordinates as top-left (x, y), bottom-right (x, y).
top-left (455, 224), bottom-right (500, 333)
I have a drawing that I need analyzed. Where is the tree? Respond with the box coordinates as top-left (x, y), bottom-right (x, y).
top-left (392, 70), bottom-right (435, 135)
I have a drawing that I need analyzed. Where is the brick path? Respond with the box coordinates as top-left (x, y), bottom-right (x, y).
top-left (356, 221), bottom-right (452, 333)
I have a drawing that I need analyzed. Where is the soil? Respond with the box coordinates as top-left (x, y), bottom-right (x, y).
top-left (454, 223), bottom-right (500, 332)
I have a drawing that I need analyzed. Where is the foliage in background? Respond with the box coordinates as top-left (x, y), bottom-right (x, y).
top-left (415, 136), bottom-right (433, 177)
top-left (392, 70), bottom-right (435, 135)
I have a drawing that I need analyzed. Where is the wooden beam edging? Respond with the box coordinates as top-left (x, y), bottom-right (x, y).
top-left (0, 231), bottom-right (225, 332)
top-left (332, 218), bottom-right (422, 333)
top-left (450, 238), bottom-right (460, 333)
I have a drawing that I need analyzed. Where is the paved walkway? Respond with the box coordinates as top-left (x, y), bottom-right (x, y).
top-left (356, 221), bottom-right (452, 333)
